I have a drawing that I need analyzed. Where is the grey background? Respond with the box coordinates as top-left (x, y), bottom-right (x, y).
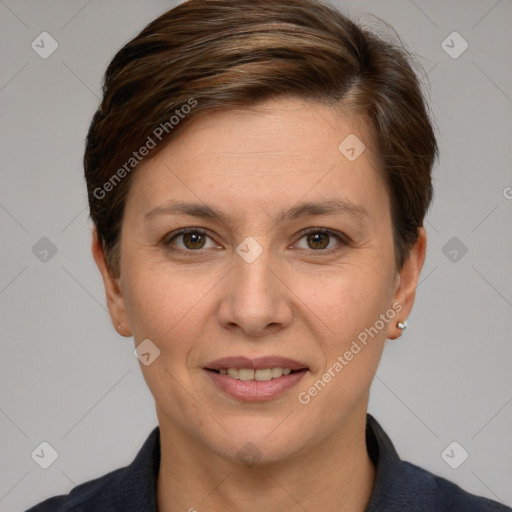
top-left (1, 0), bottom-right (511, 510)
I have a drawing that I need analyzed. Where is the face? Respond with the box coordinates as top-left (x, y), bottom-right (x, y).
top-left (94, 98), bottom-right (425, 464)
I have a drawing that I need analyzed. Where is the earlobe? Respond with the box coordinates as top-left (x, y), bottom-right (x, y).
top-left (387, 227), bottom-right (427, 340)
top-left (91, 227), bottom-right (132, 337)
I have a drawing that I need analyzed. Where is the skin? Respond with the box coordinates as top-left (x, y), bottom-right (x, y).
top-left (92, 98), bottom-right (426, 512)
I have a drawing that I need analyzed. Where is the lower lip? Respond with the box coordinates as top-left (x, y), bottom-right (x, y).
top-left (204, 369), bottom-right (308, 401)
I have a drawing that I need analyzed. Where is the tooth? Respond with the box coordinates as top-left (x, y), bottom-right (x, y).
top-left (255, 369), bottom-right (273, 381)
top-left (238, 368), bottom-right (255, 381)
top-left (271, 367), bottom-right (283, 378)
top-left (227, 368), bottom-right (239, 379)
top-left (222, 367), bottom-right (295, 380)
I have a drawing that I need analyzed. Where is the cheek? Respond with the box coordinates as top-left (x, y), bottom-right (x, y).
top-left (121, 264), bottom-right (198, 342)
top-left (294, 262), bottom-right (395, 404)
top-left (122, 270), bottom-right (208, 400)
top-left (296, 267), bottom-right (391, 414)
top-left (296, 258), bottom-right (394, 335)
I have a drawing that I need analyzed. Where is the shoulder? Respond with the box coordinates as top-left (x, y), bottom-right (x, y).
top-left (365, 414), bottom-right (511, 512)
top-left (399, 460), bottom-right (511, 511)
top-left (24, 426), bottom-right (160, 512)
top-left (24, 467), bottom-right (126, 512)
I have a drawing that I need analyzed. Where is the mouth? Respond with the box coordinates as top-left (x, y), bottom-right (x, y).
top-left (205, 367), bottom-right (304, 381)
top-left (203, 356), bottom-right (309, 401)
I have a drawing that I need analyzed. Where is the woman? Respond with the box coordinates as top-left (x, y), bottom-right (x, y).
top-left (26, 0), bottom-right (511, 510)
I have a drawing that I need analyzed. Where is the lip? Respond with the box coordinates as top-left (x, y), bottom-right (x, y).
top-left (205, 356), bottom-right (308, 371)
top-left (204, 368), bottom-right (308, 401)
top-left (203, 356), bottom-right (309, 402)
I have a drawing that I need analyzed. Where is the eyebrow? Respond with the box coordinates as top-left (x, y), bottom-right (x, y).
top-left (144, 199), bottom-right (369, 226)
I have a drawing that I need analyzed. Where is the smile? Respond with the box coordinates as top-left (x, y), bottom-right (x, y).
top-left (213, 367), bottom-right (295, 381)
top-left (204, 356), bottom-right (309, 401)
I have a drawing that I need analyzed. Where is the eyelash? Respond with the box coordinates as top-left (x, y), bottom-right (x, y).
top-left (162, 227), bottom-right (349, 256)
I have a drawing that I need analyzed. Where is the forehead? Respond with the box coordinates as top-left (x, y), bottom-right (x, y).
top-left (127, 98), bottom-right (389, 223)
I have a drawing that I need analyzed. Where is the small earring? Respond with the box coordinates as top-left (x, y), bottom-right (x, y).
top-left (397, 320), bottom-right (408, 331)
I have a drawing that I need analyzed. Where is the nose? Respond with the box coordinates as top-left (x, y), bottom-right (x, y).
top-left (217, 245), bottom-right (293, 338)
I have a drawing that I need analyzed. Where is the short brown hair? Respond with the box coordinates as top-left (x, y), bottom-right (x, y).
top-left (84, 0), bottom-right (437, 277)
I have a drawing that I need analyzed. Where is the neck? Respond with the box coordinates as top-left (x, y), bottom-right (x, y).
top-left (156, 407), bottom-right (375, 512)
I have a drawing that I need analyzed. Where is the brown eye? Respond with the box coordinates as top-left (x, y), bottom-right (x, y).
top-left (163, 228), bottom-right (217, 253)
top-left (182, 232), bottom-right (206, 250)
top-left (306, 232), bottom-right (330, 250)
top-left (295, 228), bottom-right (347, 254)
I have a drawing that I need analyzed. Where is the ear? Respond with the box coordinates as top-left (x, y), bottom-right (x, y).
top-left (387, 227), bottom-right (427, 340)
top-left (91, 227), bottom-right (132, 337)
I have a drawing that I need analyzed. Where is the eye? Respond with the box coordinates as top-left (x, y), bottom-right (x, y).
top-left (294, 228), bottom-right (347, 253)
top-left (163, 228), bottom-right (219, 253)
top-left (162, 227), bottom-right (348, 255)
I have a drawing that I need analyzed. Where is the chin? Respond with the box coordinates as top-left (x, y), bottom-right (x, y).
top-left (206, 415), bottom-right (315, 466)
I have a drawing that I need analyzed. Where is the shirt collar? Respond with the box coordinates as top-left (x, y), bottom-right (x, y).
top-left (116, 413), bottom-right (408, 511)
top-left (364, 413), bottom-right (408, 510)
top-left (114, 426), bottom-right (161, 511)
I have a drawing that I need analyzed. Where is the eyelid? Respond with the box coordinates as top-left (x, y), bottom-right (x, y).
top-left (162, 227), bottom-right (219, 250)
top-left (293, 227), bottom-right (349, 253)
top-left (162, 227), bottom-right (349, 254)
top-left (163, 227), bottom-right (209, 243)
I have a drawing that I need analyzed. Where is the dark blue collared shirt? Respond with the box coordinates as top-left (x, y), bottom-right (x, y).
top-left (26, 414), bottom-right (511, 511)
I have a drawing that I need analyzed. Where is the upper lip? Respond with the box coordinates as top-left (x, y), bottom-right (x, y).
top-left (205, 356), bottom-right (308, 371)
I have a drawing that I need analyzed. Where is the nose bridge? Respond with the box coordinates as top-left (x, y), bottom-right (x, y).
top-left (233, 237), bottom-right (278, 308)
top-left (218, 236), bottom-right (292, 335)
top-left (236, 241), bottom-right (274, 296)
